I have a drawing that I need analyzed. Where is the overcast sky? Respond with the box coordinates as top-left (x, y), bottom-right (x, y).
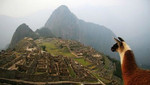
top-left (0, 0), bottom-right (150, 37)
top-left (0, 0), bottom-right (124, 17)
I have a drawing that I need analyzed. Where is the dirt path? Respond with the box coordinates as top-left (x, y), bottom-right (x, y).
top-left (0, 78), bottom-right (104, 85)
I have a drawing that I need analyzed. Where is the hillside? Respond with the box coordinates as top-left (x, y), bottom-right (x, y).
top-left (44, 5), bottom-right (117, 59)
top-left (35, 27), bottom-right (55, 38)
top-left (9, 23), bottom-right (38, 48)
top-left (0, 37), bottom-right (121, 85)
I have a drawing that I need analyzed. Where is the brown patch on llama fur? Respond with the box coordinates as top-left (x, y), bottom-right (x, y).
top-left (122, 50), bottom-right (150, 85)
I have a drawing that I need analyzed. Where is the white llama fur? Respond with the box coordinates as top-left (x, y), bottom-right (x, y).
top-left (118, 42), bottom-right (131, 64)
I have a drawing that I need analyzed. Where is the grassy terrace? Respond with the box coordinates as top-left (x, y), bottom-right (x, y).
top-left (103, 55), bottom-right (110, 69)
top-left (41, 40), bottom-right (75, 57)
top-left (74, 58), bottom-right (91, 66)
top-left (68, 65), bottom-right (76, 78)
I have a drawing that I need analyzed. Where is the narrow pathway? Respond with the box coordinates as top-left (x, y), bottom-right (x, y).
top-left (0, 78), bottom-right (103, 85)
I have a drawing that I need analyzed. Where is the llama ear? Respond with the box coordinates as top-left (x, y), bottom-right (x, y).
top-left (114, 38), bottom-right (121, 44)
top-left (118, 37), bottom-right (124, 42)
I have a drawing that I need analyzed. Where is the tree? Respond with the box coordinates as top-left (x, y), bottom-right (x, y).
top-left (41, 45), bottom-right (46, 51)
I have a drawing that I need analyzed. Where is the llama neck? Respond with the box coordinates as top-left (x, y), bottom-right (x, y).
top-left (121, 50), bottom-right (137, 78)
top-left (119, 42), bottom-right (131, 65)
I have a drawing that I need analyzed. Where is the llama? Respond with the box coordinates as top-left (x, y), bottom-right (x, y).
top-left (111, 37), bottom-right (150, 85)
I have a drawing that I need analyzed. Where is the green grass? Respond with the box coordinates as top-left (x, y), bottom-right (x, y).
top-left (41, 41), bottom-right (75, 57)
top-left (68, 65), bottom-right (76, 78)
top-left (103, 56), bottom-right (110, 69)
top-left (74, 58), bottom-right (91, 66)
top-left (107, 56), bottom-right (122, 79)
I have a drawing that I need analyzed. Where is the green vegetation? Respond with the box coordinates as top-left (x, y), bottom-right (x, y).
top-left (103, 55), bottom-right (111, 69)
top-left (40, 40), bottom-right (75, 57)
top-left (36, 27), bottom-right (55, 38)
top-left (107, 56), bottom-right (122, 79)
top-left (68, 66), bottom-right (76, 78)
top-left (74, 58), bottom-right (91, 66)
top-left (41, 45), bottom-right (46, 51)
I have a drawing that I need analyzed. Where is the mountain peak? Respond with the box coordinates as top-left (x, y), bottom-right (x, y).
top-left (54, 5), bottom-right (71, 14)
top-left (45, 5), bottom-right (77, 28)
top-left (20, 23), bottom-right (27, 26)
top-left (9, 23), bottom-right (38, 48)
top-left (44, 5), bottom-right (117, 59)
top-left (16, 23), bottom-right (30, 31)
top-left (19, 23), bottom-right (28, 27)
top-left (57, 5), bottom-right (69, 10)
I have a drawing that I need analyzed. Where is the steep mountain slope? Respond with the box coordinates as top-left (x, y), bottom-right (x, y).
top-left (35, 27), bottom-right (55, 38)
top-left (45, 5), bottom-right (117, 58)
top-left (9, 23), bottom-right (38, 48)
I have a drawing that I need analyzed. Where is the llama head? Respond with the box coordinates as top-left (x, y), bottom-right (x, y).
top-left (111, 37), bottom-right (131, 54)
